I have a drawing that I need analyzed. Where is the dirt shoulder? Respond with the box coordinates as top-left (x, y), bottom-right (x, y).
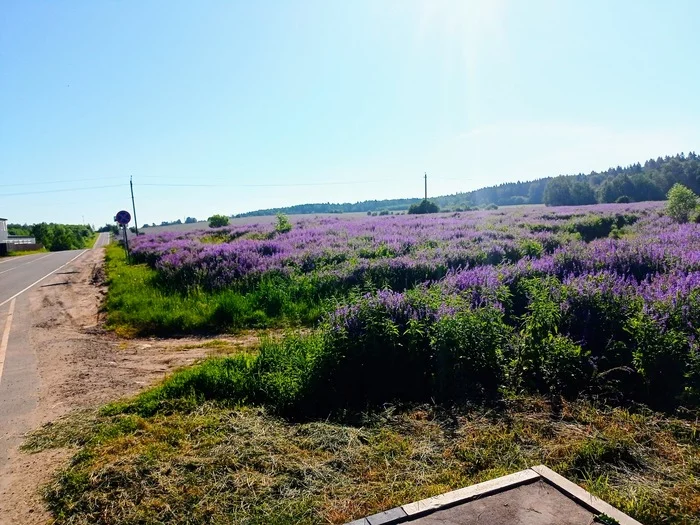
top-left (0, 248), bottom-right (260, 525)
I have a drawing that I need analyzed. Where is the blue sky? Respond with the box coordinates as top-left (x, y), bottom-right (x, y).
top-left (2, 0), bottom-right (699, 226)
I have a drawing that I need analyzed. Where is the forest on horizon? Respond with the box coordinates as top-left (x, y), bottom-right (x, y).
top-left (235, 151), bottom-right (699, 216)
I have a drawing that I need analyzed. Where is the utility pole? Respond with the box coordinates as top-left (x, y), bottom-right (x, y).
top-left (130, 175), bottom-right (139, 236)
top-left (424, 172), bottom-right (428, 201)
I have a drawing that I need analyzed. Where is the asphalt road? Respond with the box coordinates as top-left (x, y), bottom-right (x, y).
top-left (0, 233), bottom-right (110, 308)
top-left (0, 232), bottom-right (110, 469)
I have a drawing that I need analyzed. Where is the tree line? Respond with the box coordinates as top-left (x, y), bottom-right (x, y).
top-left (233, 151), bottom-right (699, 215)
top-left (542, 152), bottom-right (700, 206)
top-left (8, 223), bottom-right (94, 251)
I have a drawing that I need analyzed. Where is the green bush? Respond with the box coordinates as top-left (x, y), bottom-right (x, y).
top-left (431, 308), bottom-right (509, 400)
top-left (519, 239), bottom-right (544, 258)
top-left (666, 183), bottom-right (698, 223)
top-left (208, 214), bottom-right (230, 228)
top-left (627, 314), bottom-right (691, 408)
top-left (275, 213), bottom-right (292, 234)
top-left (407, 199), bottom-right (439, 214)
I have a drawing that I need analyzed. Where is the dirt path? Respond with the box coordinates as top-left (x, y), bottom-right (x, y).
top-left (0, 247), bottom-right (260, 525)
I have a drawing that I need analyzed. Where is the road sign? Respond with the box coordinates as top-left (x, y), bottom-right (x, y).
top-left (115, 210), bottom-right (131, 226)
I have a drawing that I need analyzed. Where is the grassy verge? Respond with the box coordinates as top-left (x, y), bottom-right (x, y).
top-left (104, 245), bottom-right (326, 337)
top-left (1, 247), bottom-right (48, 257)
top-left (26, 397), bottom-right (699, 524)
top-left (85, 232), bottom-right (99, 248)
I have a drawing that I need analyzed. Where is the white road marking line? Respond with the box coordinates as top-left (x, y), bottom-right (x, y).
top-left (0, 253), bottom-right (54, 275)
top-left (0, 250), bottom-right (88, 309)
top-left (0, 298), bottom-right (16, 385)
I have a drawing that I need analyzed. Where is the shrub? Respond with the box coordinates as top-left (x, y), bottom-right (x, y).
top-left (519, 239), bottom-right (544, 258)
top-left (666, 184), bottom-right (698, 223)
top-left (616, 195), bottom-right (631, 203)
top-left (275, 213), bottom-right (292, 234)
top-left (431, 308), bottom-right (509, 400)
top-left (408, 199), bottom-right (439, 214)
top-left (626, 314), bottom-right (690, 409)
top-left (208, 214), bottom-right (230, 228)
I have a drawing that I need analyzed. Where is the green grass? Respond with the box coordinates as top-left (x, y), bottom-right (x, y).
top-left (84, 232), bottom-right (100, 248)
top-left (24, 340), bottom-right (700, 523)
top-left (103, 245), bottom-right (326, 337)
top-left (26, 398), bottom-right (700, 524)
top-left (1, 247), bottom-right (48, 257)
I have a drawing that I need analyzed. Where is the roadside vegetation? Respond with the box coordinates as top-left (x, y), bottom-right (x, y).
top-left (2, 247), bottom-right (48, 257)
top-left (44, 199), bottom-right (700, 523)
top-left (27, 396), bottom-right (699, 524)
top-left (8, 222), bottom-right (96, 251)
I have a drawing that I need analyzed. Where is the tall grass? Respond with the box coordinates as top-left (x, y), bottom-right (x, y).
top-left (104, 245), bottom-right (326, 336)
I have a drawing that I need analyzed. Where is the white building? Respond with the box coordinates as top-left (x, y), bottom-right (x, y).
top-left (0, 218), bottom-right (7, 243)
top-left (0, 218), bottom-right (36, 246)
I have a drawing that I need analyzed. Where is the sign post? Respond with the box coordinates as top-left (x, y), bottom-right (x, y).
top-left (115, 210), bottom-right (132, 262)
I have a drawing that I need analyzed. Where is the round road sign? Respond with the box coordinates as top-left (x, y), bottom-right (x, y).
top-left (115, 210), bottom-right (131, 225)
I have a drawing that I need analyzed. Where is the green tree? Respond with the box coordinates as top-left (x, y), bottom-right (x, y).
top-left (49, 225), bottom-right (78, 251)
top-left (666, 183), bottom-right (698, 223)
top-left (275, 213), bottom-right (292, 233)
top-left (208, 214), bottom-right (230, 228)
top-left (570, 181), bottom-right (597, 205)
top-left (543, 177), bottom-right (573, 206)
top-left (407, 199), bottom-right (439, 214)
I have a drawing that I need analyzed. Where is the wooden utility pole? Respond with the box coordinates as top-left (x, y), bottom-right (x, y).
top-left (424, 172), bottom-right (427, 201)
top-left (130, 175), bottom-right (139, 236)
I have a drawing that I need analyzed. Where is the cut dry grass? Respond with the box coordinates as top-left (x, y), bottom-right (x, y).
top-left (26, 397), bottom-right (700, 524)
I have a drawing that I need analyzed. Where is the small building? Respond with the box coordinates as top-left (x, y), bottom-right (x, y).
top-left (0, 217), bottom-right (40, 255)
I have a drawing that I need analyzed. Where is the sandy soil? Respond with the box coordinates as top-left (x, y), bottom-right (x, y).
top-left (0, 248), bottom-right (261, 525)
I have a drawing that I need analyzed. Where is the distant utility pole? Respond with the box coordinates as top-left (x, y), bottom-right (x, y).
top-left (130, 175), bottom-right (139, 236)
top-left (424, 172), bottom-right (428, 201)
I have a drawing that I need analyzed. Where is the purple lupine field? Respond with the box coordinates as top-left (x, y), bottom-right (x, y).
top-left (132, 201), bottom-right (696, 295)
top-left (126, 201), bottom-right (699, 409)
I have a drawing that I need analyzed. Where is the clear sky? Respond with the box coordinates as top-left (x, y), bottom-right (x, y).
top-left (2, 0), bottom-right (699, 226)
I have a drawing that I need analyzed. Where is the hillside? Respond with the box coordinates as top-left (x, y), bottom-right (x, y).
top-left (235, 151), bottom-right (699, 217)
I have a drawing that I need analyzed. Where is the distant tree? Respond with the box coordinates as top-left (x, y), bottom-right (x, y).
top-left (8, 224), bottom-right (31, 236)
top-left (48, 225), bottom-right (79, 251)
top-left (184, 217), bottom-right (197, 224)
top-left (208, 214), bottom-right (230, 228)
top-left (570, 181), bottom-right (597, 205)
top-left (97, 223), bottom-right (119, 234)
top-left (275, 213), bottom-right (292, 234)
top-left (666, 184), bottom-right (698, 223)
top-left (408, 200), bottom-right (440, 214)
top-left (543, 177), bottom-right (573, 206)
top-left (615, 195), bottom-right (631, 203)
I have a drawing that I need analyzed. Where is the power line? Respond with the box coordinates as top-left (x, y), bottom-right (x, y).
top-left (3, 184), bottom-right (125, 197)
top-left (3, 176), bottom-right (124, 188)
top-left (2, 177), bottom-right (475, 197)
top-left (137, 179), bottom-right (414, 188)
